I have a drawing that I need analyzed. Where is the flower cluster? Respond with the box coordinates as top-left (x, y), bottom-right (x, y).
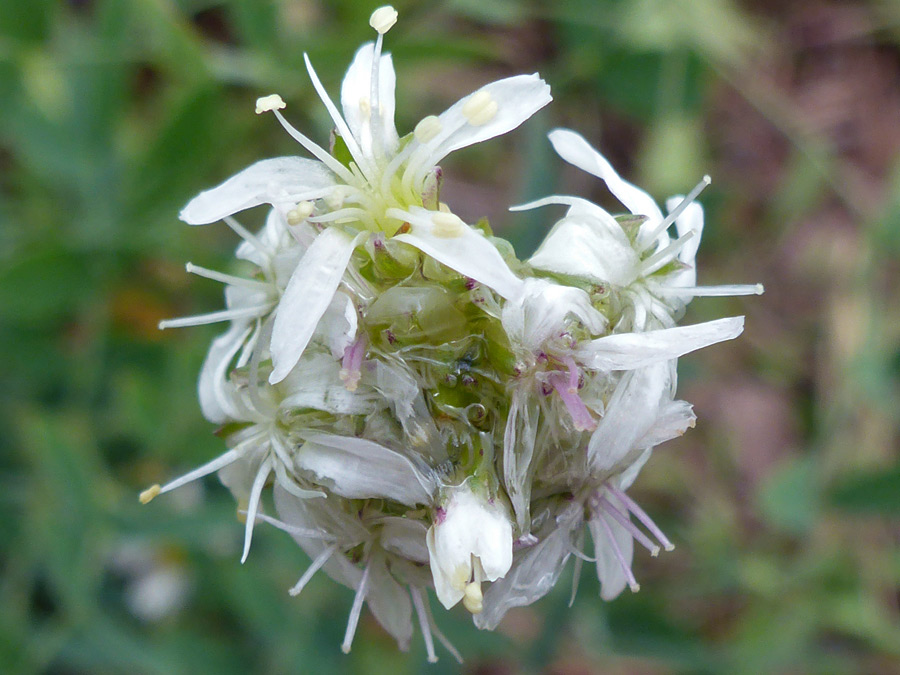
top-left (143, 7), bottom-right (762, 662)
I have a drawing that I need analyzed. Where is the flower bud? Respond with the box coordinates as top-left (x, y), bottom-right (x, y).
top-left (426, 483), bottom-right (513, 612)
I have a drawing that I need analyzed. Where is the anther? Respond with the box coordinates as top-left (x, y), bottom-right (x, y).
top-left (462, 91), bottom-right (498, 126)
top-left (414, 115), bottom-right (442, 143)
top-left (462, 581), bottom-right (483, 614)
top-left (369, 6), bottom-right (398, 34)
top-left (139, 484), bottom-right (161, 504)
top-left (287, 201), bottom-right (314, 225)
top-left (255, 94), bottom-right (286, 115)
top-left (431, 211), bottom-right (466, 238)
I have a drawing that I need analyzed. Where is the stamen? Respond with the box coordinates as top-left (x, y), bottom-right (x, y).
top-left (597, 515), bottom-right (640, 593)
top-left (607, 484), bottom-right (674, 552)
top-left (569, 531), bottom-right (585, 607)
top-left (341, 558), bottom-right (372, 654)
top-left (638, 175), bottom-right (710, 252)
top-left (240, 457), bottom-right (273, 564)
top-left (658, 283), bottom-right (765, 297)
top-left (185, 262), bottom-right (269, 290)
top-left (462, 90), bottom-right (498, 126)
top-left (157, 303), bottom-right (273, 329)
top-left (431, 211), bottom-right (466, 238)
top-left (289, 543), bottom-right (339, 596)
top-left (422, 597), bottom-right (463, 663)
top-left (252, 511), bottom-right (335, 540)
top-left (414, 115), bottom-right (442, 143)
top-left (152, 448), bottom-right (242, 497)
top-left (270, 110), bottom-right (357, 185)
top-left (462, 581), bottom-right (483, 614)
top-left (223, 216), bottom-right (272, 258)
top-left (339, 334), bottom-right (367, 392)
top-left (286, 201), bottom-right (314, 226)
top-left (369, 6), bottom-right (398, 34)
top-left (411, 586), bottom-right (438, 663)
top-left (638, 230), bottom-right (695, 277)
top-left (549, 372), bottom-right (597, 431)
top-left (598, 495), bottom-right (661, 557)
top-left (308, 206), bottom-right (377, 229)
top-left (255, 94), bottom-right (286, 115)
top-left (303, 53), bottom-right (377, 184)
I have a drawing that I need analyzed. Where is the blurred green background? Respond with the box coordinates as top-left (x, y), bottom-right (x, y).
top-left (2, 0), bottom-right (899, 673)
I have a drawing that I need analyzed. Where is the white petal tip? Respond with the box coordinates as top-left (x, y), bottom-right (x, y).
top-left (369, 6), bottom-right (398, 34)
top-left (340, 644), bottom-right (352, 655)
top-left (255, 94), bottom-right (286, 115)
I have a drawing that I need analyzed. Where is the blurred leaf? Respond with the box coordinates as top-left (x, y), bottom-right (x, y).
top-left (758, 456), bottom-right (820, 534)
top-left (828, 464), bottom-right (900, 515)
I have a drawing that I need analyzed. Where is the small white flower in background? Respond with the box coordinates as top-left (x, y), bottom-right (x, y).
top-left (143, 5), bottom-right (762, 662)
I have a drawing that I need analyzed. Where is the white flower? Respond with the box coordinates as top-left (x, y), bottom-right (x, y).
top-left (176, 8), bottom-right (550, 384)
top-left (519, 128), bottom-right (762, 330)
top-left (426, 483), bottom-right (514, 613)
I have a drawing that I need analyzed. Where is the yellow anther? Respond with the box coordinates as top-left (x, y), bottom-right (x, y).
top-left (287, 201), bottom-right (314, 225)
top-left (255, 94), bottom-right (286, 115)
top-left (462, 90), bottom-right (498, 126)
top-left (339, 368), bottom-right (360, 392)
top-left (431, 211), bottom-right (466, 238)
top-left (414, 115), bottom-right (442, 143)
top-left (463, 581), bottom-right (483, 614)
top-left (369, 6), bottom-right (398, 34)
top-left (139, 484), bottom-right (161, 504)
top-left (236, 499), bottom-right (248, 524)
top-left (358, 97), bottom-right (371, 117)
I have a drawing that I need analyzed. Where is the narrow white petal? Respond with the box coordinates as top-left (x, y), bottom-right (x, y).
top-left (269, 229), bottom-right (364, 384)
top-left (341, 43), bottom-right (400, 157)
top-left (180, 157), bottom-right (336, 225)
top-left (589, 512), bottom-right (635, 601)
top-left (578, 316), bottom-right (745, 371)
top-left (295, 432), bottom-right (436, 506)
top-left (587, 363), bottom-right (672, 475)
top-left (426, 526), bottom-right (465, 610)
top-left (365, 552), bottom-right (414, 651)
top-left (197, 323), bottom-right (252, 423)
top-left (390, 207), bottom-right (523, 300)
top-left (548, 129), bottom-right (663, 222)
top-left (379, 517), bottom-right (430, 564)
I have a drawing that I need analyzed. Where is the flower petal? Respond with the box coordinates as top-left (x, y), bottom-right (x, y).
top-left (475, 503), bottom-right (582, 630)
top-left (269, 229), bottom-right (364, 384)
top-left (577, 317), bottom-right (745, 371)
top-left (366, 551), bottom-right (414, 651)
top-left (180, 157), bottom-right (337, 225)
top-left (198, 322), bottom-right (252, 423)
top-left (341, 43), bottom-right (400, 158)
top-left (589, 512), bottom-right (634, 601)
top-left (548, 129), bottom-right (663, 222)
top-left (390, 206), bottom-right (523, 300)
top-left (528, 208), bottom-right (639, 287)
top-left (422, 74), bottom-right (552, 166)
top-left (586, 362), bottom-right (672, 475)
top-left (295, 432), bottom-right (436, 506)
